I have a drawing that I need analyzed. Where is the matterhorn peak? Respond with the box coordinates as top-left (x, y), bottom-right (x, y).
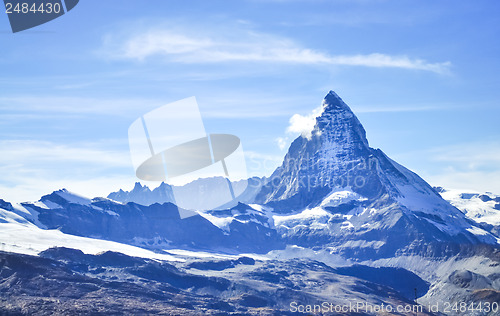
top-left (322, 90), bottom-right (349, 112)
top-left (253, 90), bottom-right (499, 247)
top-left (257, 91), bottom-right (418, 207)
top-left (255, 91), bottom-right (374, 206)
top-left (314, 91), bottom-right (369, 149)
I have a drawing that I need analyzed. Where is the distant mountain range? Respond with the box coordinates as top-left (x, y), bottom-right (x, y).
top-left (1, 91), bottom-right (499, 315)
top-left (107, 177), bottom-right (262, 211)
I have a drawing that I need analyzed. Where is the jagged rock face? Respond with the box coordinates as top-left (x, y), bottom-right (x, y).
top-left (108, 182), bottom-right (175, 206)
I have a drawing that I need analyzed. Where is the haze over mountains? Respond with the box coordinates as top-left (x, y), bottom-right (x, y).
top-left (1, 91), bottom-right (499, 315)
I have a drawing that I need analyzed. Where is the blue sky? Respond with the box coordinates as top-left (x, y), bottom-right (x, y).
top-left (1, 0), bottom-right (500, 202)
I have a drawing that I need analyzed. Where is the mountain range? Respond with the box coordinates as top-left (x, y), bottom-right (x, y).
top-left (1, 91), bottom-right (499, 315)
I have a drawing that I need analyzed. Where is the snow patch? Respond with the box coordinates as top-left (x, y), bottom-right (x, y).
top-left (55, 189), bottom-right (93, 205)
top-left (441, 189), bottom-right (500, 226)
top-left (466, 226), bottom-right (489, 236)
top-left (0, 221), bottom-right (181, 262)
top-left (273, 207), bottom-right (330, 227)
top-left (320, 190), bottom-right (366, 208)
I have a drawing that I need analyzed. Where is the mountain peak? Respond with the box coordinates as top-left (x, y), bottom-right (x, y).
top-left (158, 182), bottom-right (170, 189)
top-left (0, 199), bottom-right (13, 211)
top-left (323, 90), bottom-right (349, 112)
top-left (132, 182), bottom-right (151, 193)
top-left (133, 182), bottom-right (143, 190)
top-left (39, 189), bottom-right (92, 207)
top-left (314, 91), bottom-right (369, 148)
top-left (255, 91), bottom-right (373, 206)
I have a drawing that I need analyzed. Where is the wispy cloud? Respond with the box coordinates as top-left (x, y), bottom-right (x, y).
top-left (103, 28), bottom-right (451, 74)
top-left (0, 176), bottom-right (137, 205)
top-left (0, 93), bottom-right (311, 120)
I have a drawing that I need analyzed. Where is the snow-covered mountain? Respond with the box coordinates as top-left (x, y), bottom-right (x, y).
top-left (1, 91), bottom-right (500, 315)
top-left (0, 189), bottom-right (283, 254)
top-left (253, 91), bottom-right (498, 258)
top-left (107, 177), bottom-right (262, 211)
top-left (107, 181), bottom-right (176, 206)
top-left (437, 187), bottom-right (500, 236)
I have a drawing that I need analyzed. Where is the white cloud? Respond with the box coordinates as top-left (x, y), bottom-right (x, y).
top-left (276, 137), bottom-right (288, 150)
top-left (286, 104), bottom-right (324, 139)
top-left (0, 93), bottom-right (312, 120)
top-left (121, 31), bottom-right (213, 60)
top-left (104, 28), bottom-right (451, 74)
top-left (328, 54), bottom-right (451, 73)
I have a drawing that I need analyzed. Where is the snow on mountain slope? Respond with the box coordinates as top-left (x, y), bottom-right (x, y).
top-left (251, 91), bottom-right (499, 256)
top-left (199, 203), bottom-right (275, 232)
top-left (51, 188), bottom-right (93, 206)
top-left (2, 90), bottom-right (500, 315)
top-left (439, 188), bottom-right (500, 227)
top-left (3, 188), bottom-right (285, 254)
top-left (0, 207), bottom-right (180, 261)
